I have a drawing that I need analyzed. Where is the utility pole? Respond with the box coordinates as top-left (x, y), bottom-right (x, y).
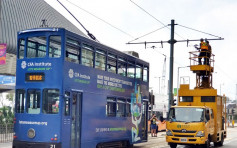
top-left (168, 19), bottom-right (177, 110)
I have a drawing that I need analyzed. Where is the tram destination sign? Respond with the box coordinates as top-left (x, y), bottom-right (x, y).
top-left (25, 73), bottom-right (45, 82)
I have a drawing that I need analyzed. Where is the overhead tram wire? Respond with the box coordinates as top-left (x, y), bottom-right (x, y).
top-left (127, 25), bottom-right (168, 43)
top-left (178, 24), bottom-right (222, 38)
top-left (65, 0), bottom-right (134, 39)
top-left (57, 0), bottom-right (99, 42)
top-left (129, 0), bottom-right (166, 27)
top-left (129, 0), bottom-right (187, 41)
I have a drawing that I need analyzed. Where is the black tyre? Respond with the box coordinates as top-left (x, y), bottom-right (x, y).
top-left (214, 134), bottom-right (224, 147)
top-left (218, 134), bottom-right (224, 146)
top-left (170, 143), bottom-right (177, 148)
top-left (203, 137), bottom-right (210, 148)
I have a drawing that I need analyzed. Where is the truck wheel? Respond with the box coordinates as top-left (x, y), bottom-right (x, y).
top-left (214, 134), bottom-right (224, 147)
top-left (218, 134), bottom-right (224, 146)
top-left (170, 143), bottom-right (177, 148)
top-left (204, 138), bottom-right (210, 148)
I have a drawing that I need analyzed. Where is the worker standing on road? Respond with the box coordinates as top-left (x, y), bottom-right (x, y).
top-left (198, 38), bottom-right (208, 65)
top-left (206, 40), bottom-right (212, 65)
top-left (150, 114), bottom-right (158, 137)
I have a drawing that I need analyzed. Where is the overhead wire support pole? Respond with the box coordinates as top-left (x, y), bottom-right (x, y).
top-left (168, 19), bottom-right (177, 110)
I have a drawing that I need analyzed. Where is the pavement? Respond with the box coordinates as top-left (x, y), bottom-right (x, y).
top-left (134, 131), bottom-right (168, 148)
top-left (0, 142), bottom-right (11, 148)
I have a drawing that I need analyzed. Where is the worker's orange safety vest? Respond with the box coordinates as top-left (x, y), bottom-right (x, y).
top-left (200, 42), bottom-right (208, 50)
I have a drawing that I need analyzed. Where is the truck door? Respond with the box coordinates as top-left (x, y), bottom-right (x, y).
top-left (210, 109), bottom-right (215, 135)
top-left (205, 109), bottom-right (211, 135)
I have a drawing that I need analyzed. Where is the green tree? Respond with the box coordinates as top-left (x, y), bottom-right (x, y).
top-left (0, 106), bottom-right (14, 124)
top-left (6, 93), bottom-right (14, 102)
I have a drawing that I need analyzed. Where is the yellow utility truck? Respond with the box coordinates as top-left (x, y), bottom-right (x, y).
top-left (166, 50), bottom-right (227, 148)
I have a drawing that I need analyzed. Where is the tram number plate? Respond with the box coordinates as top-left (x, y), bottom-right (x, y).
top-left (180, 138), bottom-right (187, 142)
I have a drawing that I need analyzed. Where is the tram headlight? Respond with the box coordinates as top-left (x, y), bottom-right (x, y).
top-left (166, 130), bottom-right (173, 136)
top-left (196, 131), bottom-right (205, 137)
top-left (27, 128), bottom-right (36, 138)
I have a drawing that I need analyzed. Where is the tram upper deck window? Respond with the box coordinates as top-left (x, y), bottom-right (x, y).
top-left (49, 36), bottom-right (61, 58)
top-left (82, 44), bottom-right (94, 67)
top-left (27, 36), bottom-right (46, 58)
top-left (16, 89), bottom-right (25, 113)
top-left (143, 66), bottom-right (148, 82)
top-left (136, 64), bottom-right (143, 80)
top-left (127, 61), bottom-right (135, 78)
top-left (18, 39), bottom-right (25, 59)
top-left (66, 38), bottom-right (80, 63)
top-left (95, 49), bottom-right (106, 71)
top-left (43, 89), bottom-right (60, 114)
top-left (106, 97), bottom-right (116, 117)
top-left (107, 58), bottom-right (116, 74)
top-left (118, 58), bottom-right (127, 76)
top-left (27, 89), bottom-right (40, 114)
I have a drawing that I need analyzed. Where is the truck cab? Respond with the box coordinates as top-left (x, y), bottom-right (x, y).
top-left (166, 106), bottom-right (215, 147)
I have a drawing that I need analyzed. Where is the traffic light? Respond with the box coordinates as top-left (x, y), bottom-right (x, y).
top-left (149, 92), bottom-right (155, 105)
top-left (172, 99), bottom-right (177, 106)
top-left (232, 109), bottom-right (235, 115)
top-left (151, 94), bottom-right (155, 105)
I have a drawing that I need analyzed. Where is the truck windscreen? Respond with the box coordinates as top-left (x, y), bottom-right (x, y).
top-left (168, 108), bottom-right (204, 122)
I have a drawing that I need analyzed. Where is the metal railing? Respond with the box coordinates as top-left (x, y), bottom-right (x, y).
top-left (189, 50), bottom-right (215, 67)
top-left (0, 124), bottom-right (13, 143)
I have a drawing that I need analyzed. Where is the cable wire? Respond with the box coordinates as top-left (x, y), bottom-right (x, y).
top-left (128, 25), bottom-right (168, 43)
top-left (129, 0), bottom-right (188, 41)
top-left (66, 0), bottom-right (134, 38)
top-left (178, 24), bottom-right (222, 38)
top-left (130, 0), bottom-right (167, 27)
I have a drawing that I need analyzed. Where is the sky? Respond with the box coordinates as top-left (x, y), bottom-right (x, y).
top-left (45, 0), bottom-right (237, 101)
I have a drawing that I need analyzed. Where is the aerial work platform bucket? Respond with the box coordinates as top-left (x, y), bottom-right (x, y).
top-left (189, 51), bottom-right (215, 89)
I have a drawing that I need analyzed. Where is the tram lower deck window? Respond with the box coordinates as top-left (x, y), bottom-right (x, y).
top-left (16, 89), bottom-right (25, 113)
top-left (117, 98), bottom-right (126, 117)
top-left (43, 89), bottom-right (60, 114)
top-left (106, 97), bottom-right (116, 117)
top-left (27, 89), bottom-right (41, 114)
top-left (106, 97), bottom-right (131, 117)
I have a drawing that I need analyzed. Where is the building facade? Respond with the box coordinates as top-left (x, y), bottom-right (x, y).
top-left (0, 0), bottom-right (86, 75)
